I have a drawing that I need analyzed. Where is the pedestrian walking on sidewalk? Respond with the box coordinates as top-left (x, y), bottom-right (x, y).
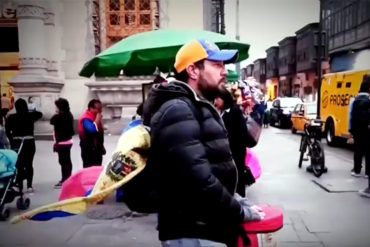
top-left (215, 89), bottom-right (255, 197)
top-left (143, 39), bottom-right (264, 247)
top-left (1, 93), bottom-right (12, 125)
top-left (349, 75), bottom-right (370, 197)
top-left (50, 98), bottom-right (74, 188)
top-left (78, 99), bottom-right (105, 168)
top-left (5, 98), bottom-right (42, 193)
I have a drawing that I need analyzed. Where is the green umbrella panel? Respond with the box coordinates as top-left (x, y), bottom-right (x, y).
top-left (79, 29), bottom-right (249, 77)
top-left (226, 69), bottom-right (239, 82)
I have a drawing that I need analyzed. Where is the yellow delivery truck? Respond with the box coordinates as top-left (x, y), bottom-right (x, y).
top-left (321, 69), bottom-right (370, 146)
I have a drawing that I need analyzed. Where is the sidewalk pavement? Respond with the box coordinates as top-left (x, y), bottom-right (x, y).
top-left (248, 127), bottom-right (370, 247)
top-left (0, 126), bottom-right (369, 247)
top-left (1, 134), bottom-right (161, 247)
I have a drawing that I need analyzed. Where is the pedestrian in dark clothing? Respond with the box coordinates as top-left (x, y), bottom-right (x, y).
top-left (349, 75), bottom-right (370, 198)
top-left (50, 98), bottom-right (74, 188)
top-left (255, 101), bottom-right (266, 125)
top-left (0, 125), bottom-right (10, 149)
top-left (143, 39), bottom-right (263, 247)
top-left (263, 102), bottom-right (271, 128)
top-left (1, 93), bottom-right (12, 125)
top-left (215, 89), bottom-right (255, 197)
top-left (78, 99), bottom-right (105, 168)
top-left (5, 98), bottom-right (42, 193)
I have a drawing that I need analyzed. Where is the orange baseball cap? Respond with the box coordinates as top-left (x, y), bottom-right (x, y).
top-left (174, 39), bottom-right (239, 73)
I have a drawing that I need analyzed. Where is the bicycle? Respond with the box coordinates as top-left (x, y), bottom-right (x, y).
top-left (298, 119), bottom-right (326, 177)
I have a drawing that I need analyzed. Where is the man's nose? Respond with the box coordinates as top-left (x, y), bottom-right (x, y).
top-left (221, 67), bottom-right (227, 76)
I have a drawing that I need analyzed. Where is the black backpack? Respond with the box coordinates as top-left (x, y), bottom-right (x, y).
top-left (120, 97), bottom-right (205, 213)
top-left (120, 146), bottom-right (159, 213)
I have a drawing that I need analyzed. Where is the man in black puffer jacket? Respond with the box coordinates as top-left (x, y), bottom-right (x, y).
top-left (143, 39), bottom-right (263, 247)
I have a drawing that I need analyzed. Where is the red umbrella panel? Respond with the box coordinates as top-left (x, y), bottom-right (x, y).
top-left (58, 166), bottom-right (104, 201)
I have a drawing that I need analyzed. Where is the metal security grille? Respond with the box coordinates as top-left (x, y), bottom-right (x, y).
top-left (105, 0), bottom-right (159, 47)
top-left (93, 0), bottom-right (101, 54)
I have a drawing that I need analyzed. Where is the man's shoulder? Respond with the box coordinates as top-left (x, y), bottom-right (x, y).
top-left (81, 118), bottom-right (93, 123)
top-left (355, 93), bottom-right (370, 100)
top-left (354, 95), bottom-right (370, 107)
top-left (158, 97), bottom-right (196, 114)
top-left (78, 111), bottom-right (90, 120)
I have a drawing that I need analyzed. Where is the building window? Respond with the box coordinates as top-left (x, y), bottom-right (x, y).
top-left (323, 16), bottom-right (332, 37)
top-left (125, 13), bottom-right (135, 25)
top-left (105, 0), bottom-right (159, 47)
top-left (124, 0), bottom-right (135, 10)
top-left (344, 4), bottom-right (353, 30)
top-left (140, 0), bottom-right (151, 10)
top-left (110, 14), bottom-right (120, 25)
top-left (304, 86), bottom-right (312, 95)
top-left (358, 1), bottom-right (370, 24)
top-left (140, 14), bottom-right (150, 25)
top-left (109, 0), bottom-right (120, 10)
top-left (297, 53), bottom-right (301, 62)
top-left (261, 64), bottom-right (266, 74)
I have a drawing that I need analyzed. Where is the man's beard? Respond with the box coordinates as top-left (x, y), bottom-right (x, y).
top-left (198, 74), bottom-right (225, 102)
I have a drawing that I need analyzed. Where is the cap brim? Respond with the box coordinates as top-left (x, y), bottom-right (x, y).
top-left (207, 49), bottom-right (239, 63)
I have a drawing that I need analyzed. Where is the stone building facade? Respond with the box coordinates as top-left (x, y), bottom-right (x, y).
top-left (0, 0), bottom-right (218, 136)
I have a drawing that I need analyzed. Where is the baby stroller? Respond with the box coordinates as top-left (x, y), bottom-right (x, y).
top-left (0, 138), bottom-right (30, 220)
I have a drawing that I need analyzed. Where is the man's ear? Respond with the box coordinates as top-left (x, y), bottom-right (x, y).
top-left (186, 64), bottom-right (199, 80)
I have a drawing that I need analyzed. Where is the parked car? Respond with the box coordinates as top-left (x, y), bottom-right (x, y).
top-left (266, 101), bottom-right (273, 112)
top-left (290, 102), bottom-right (317, 133)
top-left (270, 97), bottom-right (303, 128)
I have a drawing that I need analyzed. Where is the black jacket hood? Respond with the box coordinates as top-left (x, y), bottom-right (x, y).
top-left (142, 80), bottom-right (201, 125)
top-left (15, 98), bottom-right (29, 114)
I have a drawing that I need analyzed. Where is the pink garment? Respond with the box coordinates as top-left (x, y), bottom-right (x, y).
top-left (245, 148), bottom-right (262, 179)
top-left (57, 138), bottom-right (73, 145)
top-left (58, 166), bottom-right (104, 201)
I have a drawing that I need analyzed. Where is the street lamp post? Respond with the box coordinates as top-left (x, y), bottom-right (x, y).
top-left (235, 0), bottom-right (240, 76)
top-left (316, 0), bottom-right (323, 119)
top-left (220, 0), bottom-right (225, 34)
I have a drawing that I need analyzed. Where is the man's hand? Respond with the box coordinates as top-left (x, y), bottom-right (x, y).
top-left (95, 113), bottom-right (102, 123)
top-left (235, 194), bottom-right (265, 221)
top-left (347, 137), bottom-right (354, 144)
top-left (242, 204), bottom-right (265, 221)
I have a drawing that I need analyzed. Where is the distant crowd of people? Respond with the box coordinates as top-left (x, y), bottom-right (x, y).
top-left (0, 97), bottom-right (105, 193)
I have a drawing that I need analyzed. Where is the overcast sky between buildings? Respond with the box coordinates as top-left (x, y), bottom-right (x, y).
top-left (224, 0), bottom-right (320, 68)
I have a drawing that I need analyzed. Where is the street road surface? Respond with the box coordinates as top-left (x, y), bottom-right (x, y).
top-left (0, 127), bottom-right (369, 247)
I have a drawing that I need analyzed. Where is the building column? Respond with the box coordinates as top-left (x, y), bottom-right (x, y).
top-left (8, 1), bottom-right (63, 139)
top-left (44, 10), bottom-right (59, 77)
top-left (16, 2), bottom-right (47, 76)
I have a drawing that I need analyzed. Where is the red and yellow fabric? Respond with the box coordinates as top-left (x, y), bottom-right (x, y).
top-left (11, 124), bottom-right (150, 224)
